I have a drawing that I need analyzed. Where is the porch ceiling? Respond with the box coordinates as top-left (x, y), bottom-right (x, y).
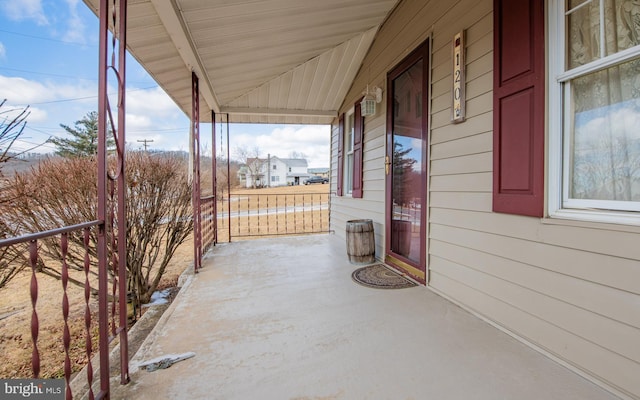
top-left (81, 0), bottom-right (399, 124)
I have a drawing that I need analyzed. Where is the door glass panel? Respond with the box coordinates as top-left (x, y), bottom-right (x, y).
top-left (391, 59), bottom-right (423, 264)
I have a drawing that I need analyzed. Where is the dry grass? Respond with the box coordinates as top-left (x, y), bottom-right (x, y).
top-left (220, 184), bottom-right (329, 209)
top-left (217, 210), bottom-right (329, 240)
top-left (0, 236), bottom-right (193, 380)
top-left (216, 184), bottom-right (330, 241)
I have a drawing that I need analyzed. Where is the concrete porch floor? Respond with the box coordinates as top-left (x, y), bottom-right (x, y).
top-left (111, 234), bottom-right (619, 400)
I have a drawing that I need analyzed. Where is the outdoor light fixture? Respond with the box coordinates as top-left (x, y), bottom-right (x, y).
top-left (361, 85), bottom-right (383, 116)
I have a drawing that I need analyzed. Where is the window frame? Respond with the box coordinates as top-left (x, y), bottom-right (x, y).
top-left (548, 0), bottom-right (640, 225)
top-left (343, 107), bottom-right (355, 196)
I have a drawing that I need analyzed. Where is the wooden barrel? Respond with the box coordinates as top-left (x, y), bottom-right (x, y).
top-left (346, 219), bottom-right (375, 264)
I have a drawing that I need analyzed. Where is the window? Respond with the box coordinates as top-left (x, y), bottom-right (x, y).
top-left (271, 176), bottom-right (279, 182)
top-left (273, 164), bottom-right (277, 170)
top-left (337, 101), bottom-right (363, 197)
top-left (550, 0), bottom-right (640, 222)
top-left (344, 108), bottom-right (355, 195)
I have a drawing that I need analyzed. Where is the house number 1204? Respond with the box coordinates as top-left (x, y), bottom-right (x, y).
top-left (452, 30), bottom-right (465, 123)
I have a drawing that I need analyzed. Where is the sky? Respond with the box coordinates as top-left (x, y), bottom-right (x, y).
top-left (0, 0), bottom-right (331, 168)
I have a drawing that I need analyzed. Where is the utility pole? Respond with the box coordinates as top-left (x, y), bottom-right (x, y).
top-left (137, 139), bottom-right (154, 151)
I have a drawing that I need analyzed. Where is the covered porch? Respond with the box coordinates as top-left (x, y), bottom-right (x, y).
top-left (109, 234), bottom-right (616, 400)
top-left (1, 0), bottom-right (633, 398)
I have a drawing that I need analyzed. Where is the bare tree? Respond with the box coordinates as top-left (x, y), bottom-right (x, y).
top-left (213, 156), bottom-right (241, 197)
top-left (288, 151), bottom-right (308, 160)
top-left (234, 145), bottom-right (266, 188)
top-left (0, 99), bottom-right (31, 166)
top-left (0, 100), bottom-right (36, 288)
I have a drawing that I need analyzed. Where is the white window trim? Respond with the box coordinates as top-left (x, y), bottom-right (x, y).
top-left (548, 0), bottom-right (640, 226)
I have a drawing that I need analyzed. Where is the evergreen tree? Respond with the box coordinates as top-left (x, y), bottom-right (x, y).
top-left (49, 111), bottom-right (115, 157)
top-left (392, 141), bottom-right (417, 206)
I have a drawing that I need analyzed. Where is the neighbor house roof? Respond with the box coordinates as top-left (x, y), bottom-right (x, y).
top-left (245, 156), bottom-right (308, 168)
top-left (280, 158), bottom-right (308, 168)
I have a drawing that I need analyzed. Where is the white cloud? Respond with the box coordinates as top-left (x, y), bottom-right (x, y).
top-left (576, 104), bottom-right (640, 144)
top-left (124, 87), bottom-right (189, 151)
top-left (0, 42), bottom-right (6, 59)
top-left (126, 86), bottom-right (181, 116)
top-left (0, 77), bottom-right (190, 153)
top-left (61, 0), bottom-right (87, 44)
top-left (0, 76), bottom-right (330, 160)
top-left (0, 0), bottom-right (48, 25)
top-left (0, 75), bottom-right (95, 105)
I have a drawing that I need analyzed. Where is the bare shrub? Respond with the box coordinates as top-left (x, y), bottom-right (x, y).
top-left (1, 153), bottom-right (193, 303)
top-left (0, 220), bottom-right (25, 289)
top-left (125, 153), bottom-right (193, 303)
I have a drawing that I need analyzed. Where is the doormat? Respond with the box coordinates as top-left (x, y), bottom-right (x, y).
top-left (351, 264), bottom-right (417, 289)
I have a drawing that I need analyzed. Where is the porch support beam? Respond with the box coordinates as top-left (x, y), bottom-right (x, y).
top-left (212, 110), bottom-right (217, 245)
top-left (191, 71), bottom-right (202, 272)
top-left (150, 0), bottom-right (219, 113)
top-left (115, 0), bottom-right (129, 385)
top-left (96, 0), bottom-right (111, 396)
top-left (220, 107), bottom-right (337, 119)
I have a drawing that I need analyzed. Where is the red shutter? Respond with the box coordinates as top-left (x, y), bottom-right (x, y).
top-left (493, 0), bottom-right (544, 217)
top-left (352, 101), bottom-right (364, 198)
top-left (336, 114), bottom-right (344, 196)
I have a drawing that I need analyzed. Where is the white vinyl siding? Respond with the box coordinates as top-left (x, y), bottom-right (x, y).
top-left (331, 114), bottom-right (386, 258)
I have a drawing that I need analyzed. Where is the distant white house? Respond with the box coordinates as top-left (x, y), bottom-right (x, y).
top-left (238, 156), bottom-right (310, 187)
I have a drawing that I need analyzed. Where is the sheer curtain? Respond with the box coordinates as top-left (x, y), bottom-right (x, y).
top-left (567, 0), bottom-right (640, 203)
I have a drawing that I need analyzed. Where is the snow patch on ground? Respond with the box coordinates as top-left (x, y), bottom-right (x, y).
top-left (142, 288), bottom-right (172, 308)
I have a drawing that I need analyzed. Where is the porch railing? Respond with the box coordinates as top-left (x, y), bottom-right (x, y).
top-left (0, 220), bottom-right (127, 400)
top-left (217, 192), bottom-right (330, 241)
top-left (200, 195), bottom-right (216, 251)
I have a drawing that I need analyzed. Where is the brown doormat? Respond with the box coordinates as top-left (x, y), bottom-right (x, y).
top-left (351, 264), bottom-right (417, 289)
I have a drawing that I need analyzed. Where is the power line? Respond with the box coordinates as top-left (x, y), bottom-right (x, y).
top-left (0, 66), bottom-right (154, 85)
top-left (13, 138), bottom-right (57, 152)
top-left (0, 28), bottom-right (96, 47)
top-left (129, 128), bottom-right (186, 133)
top-left (0, 66), bottom-right (97, 82)
top-left (26, 124), bottom-right (186, 134)
top-left (27, 85), bottom-right (159, 105)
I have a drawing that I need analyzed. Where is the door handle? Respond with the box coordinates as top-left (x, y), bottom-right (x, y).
top-left (385, 155), bottom-right (391, 175)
